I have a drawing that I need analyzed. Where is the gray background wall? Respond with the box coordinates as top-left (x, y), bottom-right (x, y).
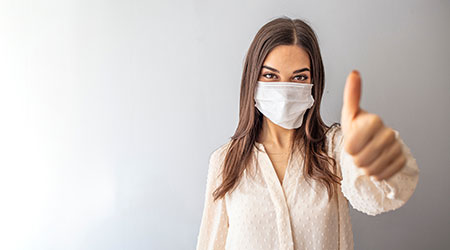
top-left (0, 0), bottom-right (449, 249)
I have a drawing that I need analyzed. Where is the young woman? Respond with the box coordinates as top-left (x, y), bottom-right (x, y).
top-left (196, 17), bottom-right (419, 250)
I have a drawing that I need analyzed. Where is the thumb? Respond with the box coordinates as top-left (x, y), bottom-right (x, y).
top-left (341, 70), bottom-right (362, 130)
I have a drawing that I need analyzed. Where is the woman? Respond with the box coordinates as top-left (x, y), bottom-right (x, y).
top-left (196, 17), bottom-right (419, 250)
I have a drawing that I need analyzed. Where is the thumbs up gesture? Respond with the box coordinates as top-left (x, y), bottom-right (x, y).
top-left (340, 70), bottom-right (407, 181)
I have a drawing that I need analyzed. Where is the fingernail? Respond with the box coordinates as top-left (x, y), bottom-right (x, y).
top-left (352, 70), bottom-right (360, 76)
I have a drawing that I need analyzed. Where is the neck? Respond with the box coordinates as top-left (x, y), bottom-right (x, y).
top-left (257, 116), bottom-right (295, 150)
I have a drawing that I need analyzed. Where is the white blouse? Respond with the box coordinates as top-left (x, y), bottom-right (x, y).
top-left (196, 125), bottom-right (419, 250)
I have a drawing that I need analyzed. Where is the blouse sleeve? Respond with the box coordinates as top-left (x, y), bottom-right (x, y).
top-left (332, 125), bottom-right (419, 216)
top-left (196, 147), bottom-right (229, 250)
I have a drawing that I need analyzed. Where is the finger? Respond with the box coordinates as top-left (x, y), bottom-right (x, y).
top-left (362, 140), bottom-right (403, 177)
top-left (342, 70), bottom-right (362, 131)
top-left (345, 114), bottom-right (384, 155)
top-left (352, 127), bottom-right (397, 167)
top-left (373, 153), bottom-right (407, 181)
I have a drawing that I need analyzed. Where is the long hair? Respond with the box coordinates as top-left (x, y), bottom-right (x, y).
top-left (212, 16), bottom-right (342, 202)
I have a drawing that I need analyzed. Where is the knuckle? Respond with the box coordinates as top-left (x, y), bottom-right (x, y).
top-left (391, 140), bottom-right (403, 156)
top-left (381, 174), bottom-right (392, 181)
top-left (366, 168), bottom-right (375, 175)
top-left (345, 142), bottom-right (357, 155)
top-left (386, 128), bottom-right (396, 142)
top-left (344, 143), bottom-right (352, 155)
top-left (373, 173), bottom-right (383, 181)
top-left (371, 167), bottom-right (383, 176)
top-left (366, 166), bottom-right (380, 175)
top-left (370, 114), bottom-right (383, 127)
top-left (399, 155), bottom-right (407, 167)
top-left (353, 156), bottom-right (365, 166)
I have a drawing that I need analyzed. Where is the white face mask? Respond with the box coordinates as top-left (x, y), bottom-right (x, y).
top-left (254, 81), bottom-right (314, 129)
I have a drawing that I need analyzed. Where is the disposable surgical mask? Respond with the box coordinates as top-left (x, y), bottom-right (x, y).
top-left (254, 81), bottom-right (314, 129)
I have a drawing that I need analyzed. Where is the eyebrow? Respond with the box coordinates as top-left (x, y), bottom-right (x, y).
top-left (262, 65), bottom-right (310, 74)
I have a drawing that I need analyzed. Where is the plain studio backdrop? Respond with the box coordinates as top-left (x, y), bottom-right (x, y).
top-left (1, 0), bottom-right (449, 249)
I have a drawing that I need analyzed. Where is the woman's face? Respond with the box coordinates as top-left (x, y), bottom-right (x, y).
top-left (258, 45), bottom-right (311, 84)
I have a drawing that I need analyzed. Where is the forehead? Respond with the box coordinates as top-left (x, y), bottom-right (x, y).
top-left (262, 45), bottom-right (310, 71)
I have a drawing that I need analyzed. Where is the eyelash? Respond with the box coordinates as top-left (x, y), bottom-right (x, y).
top-left (262, 73), bottom-right (309, 81)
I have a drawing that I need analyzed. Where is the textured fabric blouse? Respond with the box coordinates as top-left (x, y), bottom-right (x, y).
top-left (196, 125), bottom-right (419, 250)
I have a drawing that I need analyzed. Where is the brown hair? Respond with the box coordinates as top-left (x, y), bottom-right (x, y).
top-left (212, 16), bottom-right (342, 202)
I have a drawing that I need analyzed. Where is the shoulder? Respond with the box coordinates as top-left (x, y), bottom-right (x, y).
top-left (209, 139), bottom-right (232, 170)
top-left (325, 123), bottom-right (343, 142)
top-left (205, 140), bottom-right (232, 186)
top-left (324, 123), bottom-right (343, 155)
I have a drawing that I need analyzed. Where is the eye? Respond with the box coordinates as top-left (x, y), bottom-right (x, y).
top-left (294, 75), bottom-right (309, 81)
top-left (263, 73), bottom-right (277, 79)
